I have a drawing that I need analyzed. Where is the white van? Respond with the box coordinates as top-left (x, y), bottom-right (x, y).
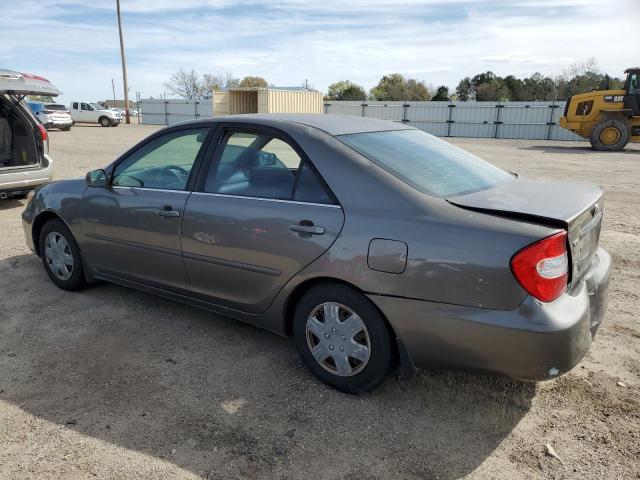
top-left (69, 101), bottom-right (122, 127)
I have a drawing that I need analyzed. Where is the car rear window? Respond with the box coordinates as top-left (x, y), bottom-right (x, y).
top-left (45, 104), bottom-right (68, 111)
top-left (339, 129), bottom-right (513, 197)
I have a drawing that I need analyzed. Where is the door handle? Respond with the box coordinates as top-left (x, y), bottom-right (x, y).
top-left (289, 224), bottom-right (325, 235)
top-left (155, 208), bottom-right (181, 218)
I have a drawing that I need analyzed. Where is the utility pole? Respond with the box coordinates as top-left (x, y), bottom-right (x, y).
top-left (111, 78), bottom-right (116, 103)
top-left (116, 0), bottom-right (130, 124)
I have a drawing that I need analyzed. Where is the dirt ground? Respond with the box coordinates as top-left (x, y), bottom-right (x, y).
top-left (1, 123), bottom-right (638, 480)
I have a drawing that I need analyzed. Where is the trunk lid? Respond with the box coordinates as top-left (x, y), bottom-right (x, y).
top-left (0, 69), bottom-right (62, 97)
top-left (448, 177), bottom-right (603, 284)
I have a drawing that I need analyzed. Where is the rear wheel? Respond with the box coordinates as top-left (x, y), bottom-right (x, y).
top-left (292, 283), bottom-right (393, 393)
top-left (39, 218), bottom-right (88, 291)
top-left (99, 116), bottom-right (110, 127)
top-left (590, 117), bottom-right (630, 151)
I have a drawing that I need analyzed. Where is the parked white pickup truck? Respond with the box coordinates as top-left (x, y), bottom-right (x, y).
top-left (69, 101), bottom-right (122, 127)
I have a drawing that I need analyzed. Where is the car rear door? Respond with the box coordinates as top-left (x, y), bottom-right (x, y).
top-left (181, 125), bottom-right (344, 314)
top-left (81, 126), bottom-right (213, 292)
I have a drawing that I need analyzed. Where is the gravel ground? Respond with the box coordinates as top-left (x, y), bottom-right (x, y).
top-left (0, 123), bottom-right (638, 479)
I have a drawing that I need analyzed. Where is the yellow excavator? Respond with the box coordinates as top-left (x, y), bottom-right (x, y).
top-left (560, 68), bottom-right (640, 151)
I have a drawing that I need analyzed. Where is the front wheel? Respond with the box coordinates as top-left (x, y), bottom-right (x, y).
top-left (292, 283), bottom-right (393, 393)
top-left (39, 218), bottom-right (88, 291)
top-left (99, 116), bottom-right (110, 127)
top-left (590, 118), bottom-right (630, 151)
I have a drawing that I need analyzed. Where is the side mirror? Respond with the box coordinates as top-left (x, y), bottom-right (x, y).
top-left (85, 169), bottom-right (108, 187)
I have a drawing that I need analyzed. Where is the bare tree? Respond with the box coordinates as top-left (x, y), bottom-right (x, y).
top-left (201, 73), bottom-right (225, 93)
top-left (163, 68), bottom-right (201, 99)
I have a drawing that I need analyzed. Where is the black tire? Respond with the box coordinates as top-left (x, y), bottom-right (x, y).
top-left (62, 126), bottom-right (71, 131)
top-left (99, 116), bottom-right (110, 127)
top-left (292, 283), bottom-right (393, 393)
top-left (39, 218), bottom-right (88, 291)
top-left (590, 117), bottom-right (630, 151)
top-left (111, 122), bottom-right (119, 127)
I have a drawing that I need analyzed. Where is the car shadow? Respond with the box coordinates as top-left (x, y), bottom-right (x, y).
top-left (519, 145), bottom-right (640, 154)
top-left (0, 253), bottom-right (535, 479)
top-left (0, 198), bottom-right (25, 211)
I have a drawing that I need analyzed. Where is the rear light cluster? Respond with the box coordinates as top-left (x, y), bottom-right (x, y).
top-left (510, 231), bottom-right (568, 302)
top-left (36, 124), bottom-right (49, 154)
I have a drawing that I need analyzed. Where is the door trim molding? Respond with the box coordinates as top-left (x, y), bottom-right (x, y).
top-left (190, 191), bottom-right (342, 209)
top-left (84, 232), bottom-right (182, 257)
top-left (183, 251), bottom-right (282, 276)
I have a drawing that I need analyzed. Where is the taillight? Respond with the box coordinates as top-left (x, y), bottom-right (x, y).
top-left (36, 124), bottom-right (49, 153)
top-left (510, 231), bottom-right (568, 302)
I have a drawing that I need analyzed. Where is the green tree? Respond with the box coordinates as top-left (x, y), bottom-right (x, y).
top-left (431, 86), bottom-right (450, 101)
top-left (326, 80), bottom-right (367, 101)
top-left (239, 76), bottom-right (268, 88)
top-left (455, 77), bottom-right (473, 101)
top-left (475, 79), bottom-right (510, 101)
top-left (406, 79), bottom-right (431, 101)
top-left (369, 74), bottom-right (430, 101)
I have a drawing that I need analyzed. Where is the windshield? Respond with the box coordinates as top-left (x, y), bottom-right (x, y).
top-left (339, 129), bottom-right (513, 197)
top-left (91, 103), bottom-right (107, 110)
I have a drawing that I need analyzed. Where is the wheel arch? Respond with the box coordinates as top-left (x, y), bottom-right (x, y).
top-left (282, 276), bottom-right (410, 376)
top-left (31, 210), bottom-right (69, 257)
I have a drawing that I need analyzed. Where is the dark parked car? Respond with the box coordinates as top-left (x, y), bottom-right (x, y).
top-left (22, 115), bottom-right (611, 393)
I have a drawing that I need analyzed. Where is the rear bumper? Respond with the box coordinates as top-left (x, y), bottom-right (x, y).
top-left (368, 247), bottom-right (612, 380)
top-left (0, 155), bottom-right (54, 195)
top-left (45, 118), bottom-right (73, 128)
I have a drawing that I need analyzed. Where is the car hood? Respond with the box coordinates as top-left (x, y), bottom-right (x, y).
top-left (0, 69), bottom-right (62, 96)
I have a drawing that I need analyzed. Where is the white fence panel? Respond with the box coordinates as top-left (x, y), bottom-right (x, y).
top-left (324, 100), bottom-right (581, 141)
top-left (140, 99), bottom-right (213, 125)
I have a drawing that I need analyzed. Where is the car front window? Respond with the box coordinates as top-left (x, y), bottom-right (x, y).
top-left (339, 129), bottom-right (514, 198)
top-left (112, 128), bottom-right (208, 190)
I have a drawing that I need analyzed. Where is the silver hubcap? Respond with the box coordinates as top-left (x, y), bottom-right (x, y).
top-left (305, 302), bottom-right (371, 377)
top-left (44, 231), bottom-right (74, 281)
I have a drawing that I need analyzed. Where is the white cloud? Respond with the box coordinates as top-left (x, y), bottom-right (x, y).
top-left (1, 0), bottom-right (637, 103)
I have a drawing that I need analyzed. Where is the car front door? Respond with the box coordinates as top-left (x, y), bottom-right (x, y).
top-left (181, 127), bottom-right (344, 314)
top-left (78, 102), bottom-right (94, 122)
top-left (81, 126), bottom-right (212, 291)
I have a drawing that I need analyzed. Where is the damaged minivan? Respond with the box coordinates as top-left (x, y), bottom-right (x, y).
top-left (0, 69), bottom-right (59, 199)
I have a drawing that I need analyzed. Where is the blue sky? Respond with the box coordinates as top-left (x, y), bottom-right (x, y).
top-left (1, 0), bottom-right (636, 104)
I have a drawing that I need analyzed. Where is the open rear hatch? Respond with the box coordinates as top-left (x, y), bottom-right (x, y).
top-left (448, 177), bottom-right (603, 284)
top-left (1, 69), bottom-right (60, 171)
top-left (0, 69), bottom-right (62, 98)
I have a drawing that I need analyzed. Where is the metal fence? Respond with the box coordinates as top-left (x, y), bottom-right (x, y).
top-left (139, 98), bottom-right (582, 141)
top-left (139, 99), bottom-right (213, 125)
top-left (324, 100), bottom-right (582, 141)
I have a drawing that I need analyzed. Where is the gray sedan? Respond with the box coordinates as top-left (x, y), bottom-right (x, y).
top-left (22, 114), bottom-right (611, 393)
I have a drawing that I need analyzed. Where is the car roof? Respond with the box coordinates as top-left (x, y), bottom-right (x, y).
top-left (184, 114), bottom-right (416, 136)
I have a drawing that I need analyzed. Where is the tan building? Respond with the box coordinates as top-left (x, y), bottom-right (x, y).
top-left (213, 88), bottom-right (323, 116)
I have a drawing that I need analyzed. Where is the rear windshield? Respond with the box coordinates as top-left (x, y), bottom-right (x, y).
top-left (45, 104), bottom-right (68, 111)
top-left (339, 129), bottom-right (513, 197)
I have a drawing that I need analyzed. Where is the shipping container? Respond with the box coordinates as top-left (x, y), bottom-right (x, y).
top-left (213, 88), bottom-right (323, 116)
